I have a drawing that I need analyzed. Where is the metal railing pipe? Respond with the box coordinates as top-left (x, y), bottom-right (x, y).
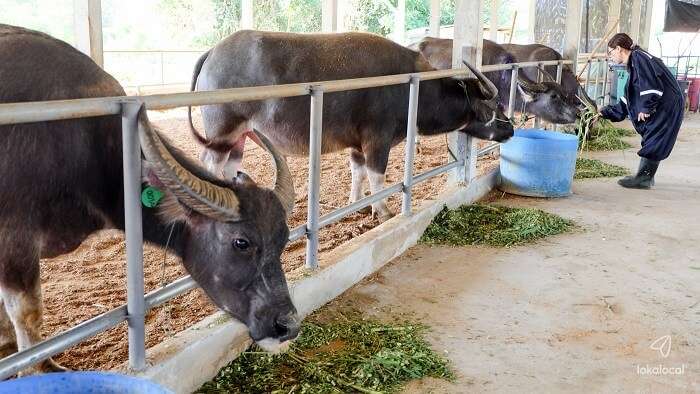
top-left (401, 77), bottom-right (420, 216)
top-left (318, 183), bottom-right (404, 228)
top-left (305, 87), bottom-right (324, 270)
top-left (120, 100), bottom-right (146, 371)
top-left (507, 65), bottom-right (519, 121)
top-left (412, 160), bottom-right (463, 184)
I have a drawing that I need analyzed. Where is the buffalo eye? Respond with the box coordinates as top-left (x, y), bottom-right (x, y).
top-left (233, 239), bottom-right (250, 251)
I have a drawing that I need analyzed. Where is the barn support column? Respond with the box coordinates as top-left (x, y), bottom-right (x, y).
top-left (394, 0), bottom-right (406, 44)
top-left (322, 0), bottom-right (339, 32)
top-left (639, 0), bottom-right (655, 50)
top-left (429, 0), bottom-right (441, 37)
top-left (448, 0), bottom-right (482, 186)
top-left (241, 0), bottom-right (254, 29)
top-left (73, 0), bottom-right (103, 67)
top-left (490, 0), bottom-right (500, 41)
top-left (564, 0), bottom-right (583, 75)
top-left (630, 0), bottom-right (643, 42)
top-left (528, 0), bottom-right (537, 43)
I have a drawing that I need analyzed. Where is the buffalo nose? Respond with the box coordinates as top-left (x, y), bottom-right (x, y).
top-left (274, 313), bottom-right (301, 342)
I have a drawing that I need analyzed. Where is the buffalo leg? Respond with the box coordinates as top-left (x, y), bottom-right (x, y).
top-left (0, 299), bottom-right (17, 359)
top-left (0, 240), bottom-right (66, 374)
top-left (349, 149), bottom-right (370, 214)
top-left (364, 144), bottom-right (394, 221)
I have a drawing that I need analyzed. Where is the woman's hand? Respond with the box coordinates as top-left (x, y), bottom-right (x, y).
top-left (637, 112), bottom-right (650, 122)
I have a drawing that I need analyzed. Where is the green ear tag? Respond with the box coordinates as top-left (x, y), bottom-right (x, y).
top-left (141, 186), bottom-right (163, 208)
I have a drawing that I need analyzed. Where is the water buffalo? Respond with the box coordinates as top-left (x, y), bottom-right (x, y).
top-left (501, 42), bottom-right (597, 110)
top-left (0, 24), bottom-right (299, 374)
top-left (411, 37), bottom-right (579, 124)
top-left (189, 30), bottom-right (514, 222)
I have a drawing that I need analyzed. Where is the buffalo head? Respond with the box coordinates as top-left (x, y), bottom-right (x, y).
top-left (457, 61), bottom-right (514, 142)
top-left (516, 67), bottom-right (578, 124)
top-left (137, 106), bottom-right (299, 352)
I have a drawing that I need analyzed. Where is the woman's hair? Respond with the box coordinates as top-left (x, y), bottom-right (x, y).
top-left (608, 33), bottom-right (639, 50)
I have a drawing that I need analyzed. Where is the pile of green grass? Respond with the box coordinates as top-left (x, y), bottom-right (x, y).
top-left (197, 311), bottom-right (453, 393)
top-left (575, 158), bottom-right (630, 179)
top-left (420, 204), bottom-right (575, 248)
top-left (573, 116), bottom-right (635, 151)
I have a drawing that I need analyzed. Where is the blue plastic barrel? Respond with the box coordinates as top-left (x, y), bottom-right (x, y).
top-left (0, 372), bottom-right (172, 394)
top-left (498, 129), bottom-right (578, 197)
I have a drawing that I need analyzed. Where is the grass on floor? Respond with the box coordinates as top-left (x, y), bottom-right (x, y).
top-left (575, 157), bottom-right (630, 179)
top-left (197, 310), bottom-right (453, 394)
top-left (568, 115), bottom-right (636, 151)
top-left (420, 204), bottom-right (575, 248)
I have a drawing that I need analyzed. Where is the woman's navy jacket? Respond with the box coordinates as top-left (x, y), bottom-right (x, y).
top-left (601, 48), bottom-right (684, 161)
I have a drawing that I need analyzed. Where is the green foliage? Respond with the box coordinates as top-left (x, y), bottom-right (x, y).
top-left (575, 158), bottom-right (630, 179)
top-left (420, 204), bottom-right (575, 247)
top-left (197, 311), bottom-right (453, 393)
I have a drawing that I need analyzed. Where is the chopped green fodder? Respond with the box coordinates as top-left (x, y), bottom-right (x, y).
top-left (197, 311), bottom-right (453, 394)
top-left (571, 101), bottom-right (634, 151)
top-left (575, 158), bottom-right (630, 179)
top-left (420, 204), bottom-right (575, 247)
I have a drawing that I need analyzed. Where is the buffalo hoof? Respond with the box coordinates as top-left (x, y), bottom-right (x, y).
top-left (372, 209), bottom-right (395, 222)
top-left (357, 206), bottom-right (372, 215)
top-left (18, 358), bottom-right (69, 376)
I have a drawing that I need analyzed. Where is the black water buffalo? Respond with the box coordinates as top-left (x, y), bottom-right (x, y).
top-left (501, 42), bottom-right (597, 110)
top-left (0, 24), bottom-right (299, 374)
top-left (189, 30), bottom-right (514, 222)
top-left (411, 37), bottom-right (579, 124)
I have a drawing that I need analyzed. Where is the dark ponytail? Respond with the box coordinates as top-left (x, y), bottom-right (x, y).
top-left (608, 33), bottom-right (636, 50)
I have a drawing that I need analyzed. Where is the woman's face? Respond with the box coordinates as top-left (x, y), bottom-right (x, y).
top-left (607, 46), bottom-right (625, 64)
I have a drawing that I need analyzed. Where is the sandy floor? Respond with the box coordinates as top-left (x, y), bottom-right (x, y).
top-left (39, 108), bottom-right (499, 370)
top-left (320, 114), bottom-right (700, 393)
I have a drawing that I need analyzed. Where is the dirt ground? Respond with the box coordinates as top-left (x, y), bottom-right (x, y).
top-left (39, 108), bottom-right (499, 370)
top-left (321, 114), bottom-right (700, 393)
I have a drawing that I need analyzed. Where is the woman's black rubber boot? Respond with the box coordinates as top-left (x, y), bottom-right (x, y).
top-left (618, 158), bottom-right (659, 189)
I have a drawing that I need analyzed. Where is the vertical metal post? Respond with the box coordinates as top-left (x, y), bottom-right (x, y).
top-left (585, 60), bottom-right (592, 101)
top-left (533, 62), bottom-right (543, 129)
top-left (601, 59), bottom-right (610, 106)
top-left (121, 100), bottom-right (146, 371)
top-left (507, 65), bottom-right (519, 121)
top-left (160, 52), bottom-right (165, 85)
top-left (553, 61), bottom-right (564, 131)
top-left (401, 77), bottom-right (420, 217)
top-left (593, 59), bottom-right (602, 107)
top-left (305, 87), bottom-right (323, 270)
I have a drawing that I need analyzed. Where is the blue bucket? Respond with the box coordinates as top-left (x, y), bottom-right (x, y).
top-left (0, 372), bottom-right (172, 394)
top-left (498, 129), bottom-right (578, 197)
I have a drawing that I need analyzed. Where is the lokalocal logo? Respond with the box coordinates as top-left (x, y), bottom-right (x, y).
top-left (650, 335), bottom-right (672, 358)
top-left (636, 335), bottom-right (686, 376)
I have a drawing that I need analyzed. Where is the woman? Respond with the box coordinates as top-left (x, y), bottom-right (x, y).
top-left (599, 33), bottom-right (684, 189)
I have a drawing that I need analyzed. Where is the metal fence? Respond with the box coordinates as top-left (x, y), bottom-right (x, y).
top-left (662, 55), bottom-right (700, 79)
top-left (0, 58), bottom-right (571, 378)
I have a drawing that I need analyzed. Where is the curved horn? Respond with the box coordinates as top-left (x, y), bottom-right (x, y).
top-left (577, 85), bottom-right (598, 110)
top-left (136, 105), bottom-right (241, 221)
top-left (516, 69), bottom-right (548, 93)
top-left (249, 129), bottom-right (295, 216)
top-left (461, 60), bottom-right (499, 100)
top-left (536, 66), bottom-right (557, 83)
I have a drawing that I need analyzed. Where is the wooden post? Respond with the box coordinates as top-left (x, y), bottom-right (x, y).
top-left (429, 0), bottom-right (440, 37)
top-left (241, 0), bottom-right (254, 29)
top-left (563, 0), bottom-right (583, 75)
top-left (73, 0), bottom-right (103, 67)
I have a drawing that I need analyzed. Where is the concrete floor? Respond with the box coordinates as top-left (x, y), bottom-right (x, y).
top-left (326, 114), bottom-right (700, 393)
